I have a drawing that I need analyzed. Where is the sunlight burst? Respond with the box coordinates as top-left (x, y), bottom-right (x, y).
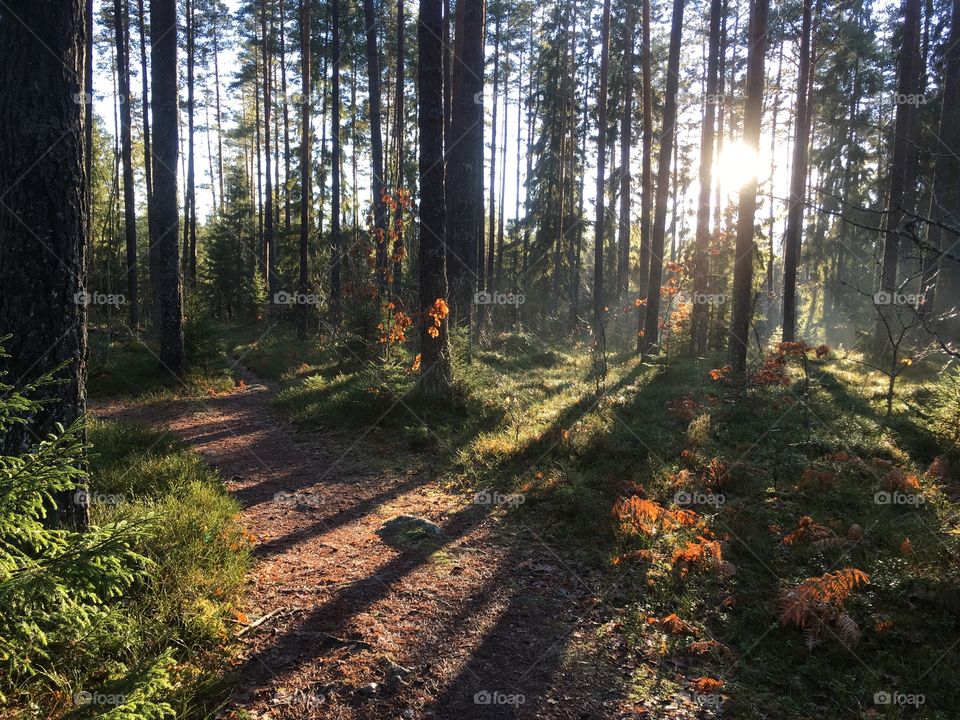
top-left (714, 140), bottom-right (762, 192)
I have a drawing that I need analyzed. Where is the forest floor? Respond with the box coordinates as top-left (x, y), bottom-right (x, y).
top-left (88, 324), bottom-right (960, 720)
top-left (92, 361), bottom-right (662, 720)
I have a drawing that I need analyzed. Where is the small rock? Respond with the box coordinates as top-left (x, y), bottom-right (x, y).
top-left (377, 515), bottom-right (444, 547)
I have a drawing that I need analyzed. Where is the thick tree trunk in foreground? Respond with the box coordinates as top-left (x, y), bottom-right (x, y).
top-left (446, 0), bottom-right (485, 325)
top-left (418, 0), bottom-right (453, 398)
top-left (0, 0), bottom-right (89, 528)
top-left (151, 0), bottom-right (185, 374)
top-left (640, 0), bottom-right (685, 353)
top-left (114, 0), bottom-right (139, 327)
top-left (781, 0), bottom-right (814, 342)
top-left (727, 0), bottom-right (769, 372)
top-left (691, 0), bottom-right (722, 355)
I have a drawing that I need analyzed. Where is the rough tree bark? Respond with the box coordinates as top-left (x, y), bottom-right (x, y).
top-left (418, 0), bottom-right (453, 397)
top-left (151, 0), bottom-right (185, 374)
top-left (445, 0), bottom-right (486, 325)
top-left (0, 0), bottom-right (90, 528)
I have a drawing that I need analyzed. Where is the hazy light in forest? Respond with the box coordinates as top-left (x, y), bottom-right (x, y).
top-left (714, 140), bottom-right (762, 192)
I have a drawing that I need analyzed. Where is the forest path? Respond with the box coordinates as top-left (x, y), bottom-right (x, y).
top-left (92, 367), bottom-right (654, 720)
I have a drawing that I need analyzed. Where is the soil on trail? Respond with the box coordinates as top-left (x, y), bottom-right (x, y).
top-left (93, 371), bottom-right (646, 720)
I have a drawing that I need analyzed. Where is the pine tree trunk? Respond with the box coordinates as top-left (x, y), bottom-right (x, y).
top-left (0, 0), bottom-right (90, 528)
top-left (114, 0), bottom-right (139, 327)
top-left (640, 0), bottom-right (685, 353)
top-left (330, 0), bottom-right (342, 326)
top-left (593, 0), bottom-right (612, 332)
top-left (926, 0), bottom-right (960, 340)
top-left (363, 0), bottom-right (389, 296)
top-left (280, 0), bottom-right (292, 231)
top-left (635, 0), bottom-right (653, 349)
top-left (445, 0), bottom-right (485, 324)
top-left (136, 0), bottom-right (159, 327)
top-left (213, 17), bottom-right (225, 214)
top-left (874, 0), bottom-right (922, 350)
top-left (186, 0), bottom-right (197, 289)
top-left (262, 1), bottom-right (277, 316)
top-left (782, 0), bottom-right (814, 342)
top-left (391, 0), bottom-right (405, 299)
top-left (486, 14), bottom-right (501, 300)
top-left (616, 6), bottom-right (636, 301)
top-left (691, 0), bottom-right (722, 355)
top-left (727, 0), bottom-right (769, 372)
top-left (417, 0), bottom-right (453, 398)
top-left (150, 0), bottom-right (184, 374)
top-left (298, 0), bottom-right (312, 339)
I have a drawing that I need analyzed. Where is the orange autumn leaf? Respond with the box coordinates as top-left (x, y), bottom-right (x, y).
top-left (692, 677), bottom-right (724, 693)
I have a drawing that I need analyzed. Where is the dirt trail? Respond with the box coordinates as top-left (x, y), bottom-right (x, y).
top-left (93, 371), bottom-right (641, 720)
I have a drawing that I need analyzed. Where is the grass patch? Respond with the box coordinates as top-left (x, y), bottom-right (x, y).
top-left (74, 421), bottom-right (249, 718)
top-left (88, 331), bottom-right (233, 401)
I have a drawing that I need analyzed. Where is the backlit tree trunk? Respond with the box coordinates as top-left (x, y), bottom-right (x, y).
top-left (727, 0), bottom-right (769, 372)
top-left (640, 0), bottom-right (685, 353)
top-left (782, 0), bottom-right (814, 342)
top-left (691, 0), bottom-right (722, 355)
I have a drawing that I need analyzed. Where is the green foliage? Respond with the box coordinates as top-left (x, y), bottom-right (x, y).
top-left (0, 370), bottom-right (248, 717)
top-left (0, 374), bottom-right (163, 714)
